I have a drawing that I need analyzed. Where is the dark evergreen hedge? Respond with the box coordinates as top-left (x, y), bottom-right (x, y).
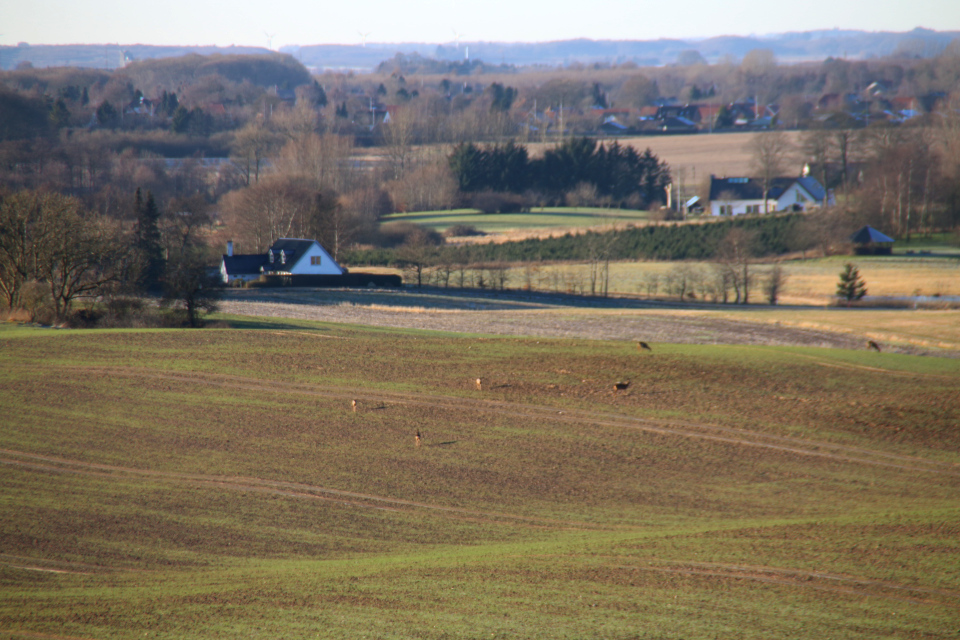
top-left (343, 214), bottom-right (803, 267)
top-left (448, 138), bottom-right (671, 206)
top-left (244, 273), bottom-right (403, 288)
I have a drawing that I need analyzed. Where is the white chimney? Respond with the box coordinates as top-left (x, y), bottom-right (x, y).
top-left (227, 240), bottom-right (234, 257)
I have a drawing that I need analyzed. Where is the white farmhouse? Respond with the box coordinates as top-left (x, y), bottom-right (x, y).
top-left (220, 238), bottom-right (344, 284)
top-left (709, 175), bottom-right (832, 216)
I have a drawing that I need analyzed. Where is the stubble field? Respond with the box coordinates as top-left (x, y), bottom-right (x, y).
top-left (1, 320), bottom-right (958, 638)
top-left (526, 131), bottom-right (804, 183)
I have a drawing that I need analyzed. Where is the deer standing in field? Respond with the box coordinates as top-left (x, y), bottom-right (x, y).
top-left (867, 340), bottom-right (881, 352)
top-left (351, 399), bottom-right (357, 412)
top-left (637, 341), bottom-right (652, 352)
top-left (475, 377), bottom-right (483, 391)
top-left (415, 430), bottom-right (423, 448)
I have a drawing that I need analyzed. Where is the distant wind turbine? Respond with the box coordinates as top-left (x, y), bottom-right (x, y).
top-left (358, 31), bottom-right (370, 47)
top-left (264, 31), bottom-right (276, 50)
top-left (452, 29), bottom-right (464, 50)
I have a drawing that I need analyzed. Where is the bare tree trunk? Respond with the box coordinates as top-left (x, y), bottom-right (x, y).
top-left (879, 175), bottom-right (888, 231)
top-left (896, 170), bottom-right (904, 239)
top-left (905, 157), bottom-right (914, 242)
top-left (741, 262), bottom-right (750, 304)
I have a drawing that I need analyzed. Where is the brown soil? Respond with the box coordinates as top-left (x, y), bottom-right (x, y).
top-left (45, 366), bottom-right (960, 476)
top-left (220, 289), bottom-right (948, 356)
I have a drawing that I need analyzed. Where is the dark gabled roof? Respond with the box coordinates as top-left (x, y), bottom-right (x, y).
top-left (267, 238), bottom-right (317, 270)
top-left (222, 254), bottom-right (269, 275)
top-left (709, 176), bottom-right (788, 200)
top-left (709, 175), bottom-right (826, 202)
top-left (222, 239), bottom-right (342, 276)
top-left (850, 226), bottom-right (895, 244)
top-left (599, 120), bottom-right (629, 133)
top-left (794, 176), bottom-right (827, 202)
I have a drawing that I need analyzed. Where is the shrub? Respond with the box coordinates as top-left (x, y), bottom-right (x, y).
top-left (375, 222), bottom-right (444, 248)
top-left (444, 224), bottom-right (485, 238)
top-left (19, 281), bottom-right (57, 324)
top-left (467, 191), bottom-right (531, 214)
top-left (565, 182), bottom-right (600, 208)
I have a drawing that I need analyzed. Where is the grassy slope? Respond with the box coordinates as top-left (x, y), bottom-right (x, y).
top-left (1, 321), bottom-right (958, 639)
top-left (383, 207), bottom-right (650, 233)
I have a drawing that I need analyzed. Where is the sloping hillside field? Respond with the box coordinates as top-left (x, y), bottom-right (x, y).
top-left (1, 320), bottom-right (958, 639)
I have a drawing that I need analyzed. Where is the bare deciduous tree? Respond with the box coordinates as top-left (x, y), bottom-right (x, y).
top-left (219, 177), bottom-right (315, 253)
top-left (748, 131), bottom-right (793, 213)
top-left (231, 119), bottom-right (281, 185)
top-left (764, 263), bottom-right (787, 305)
top-left (161, 197), bottom-right (221, 327)
top-left (800, 128), bottom-right (832, 205)
top-left (273, 131), bottom-right (355, 194)
top-left (716, 228), bottom-right (757, 304)
top-left (0, 190), bottom-right (128, 319)
top-left (382, 106), bottom-right (417, 181)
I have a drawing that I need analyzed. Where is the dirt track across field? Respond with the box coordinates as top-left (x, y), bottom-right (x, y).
top-left (220, 289), bottom-right (951, 356)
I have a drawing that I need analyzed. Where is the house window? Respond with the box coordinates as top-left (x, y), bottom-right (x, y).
top-left (311, 256), bottom-right (322, 265)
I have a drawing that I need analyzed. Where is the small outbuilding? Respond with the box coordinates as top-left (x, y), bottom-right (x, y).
top-left (850, 226), bottom-right (895, 255)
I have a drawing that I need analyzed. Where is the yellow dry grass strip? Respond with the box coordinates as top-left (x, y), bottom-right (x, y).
top-left (337, 302), bottom-right (461, 314)
top-left (697, 309), bottom-right (960, 351)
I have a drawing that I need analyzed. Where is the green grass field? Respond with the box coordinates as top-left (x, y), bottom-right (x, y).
top-left (383, 207), bottom-right (651, 234)
top-left (1, 320), bottom-right (958, 639)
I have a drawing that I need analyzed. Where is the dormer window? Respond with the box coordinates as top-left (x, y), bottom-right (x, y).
top-left (268, 250), bottom-right (274, 264)
top-left (280, 250), bottom-right (286, 265)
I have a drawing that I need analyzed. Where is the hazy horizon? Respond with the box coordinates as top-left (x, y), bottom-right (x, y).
top-left (2, 0), bottom-right (958, 51)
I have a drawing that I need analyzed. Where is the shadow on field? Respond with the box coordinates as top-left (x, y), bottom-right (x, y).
top-left (216, 317), bottom-right (337, 332)
top-left (225, 286), bottom-right (672, 312)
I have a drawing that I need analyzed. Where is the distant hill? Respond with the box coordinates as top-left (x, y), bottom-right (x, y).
top-left (0, 43), bottom-right (271, 71)
top-left (3, 28), bottom-right (958, 72)
top-left (290, 28), bottom-right (960, 70)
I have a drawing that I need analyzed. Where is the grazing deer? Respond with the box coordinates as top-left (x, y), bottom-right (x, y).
top-left (867, 340), bottom-right (881, 352)
top-left (351, 399), bottom-right (357, 412)
top-left (475, 377), bottom-right (483, 391)
top-left (415, 430), bottom-right (423, 448)
top-left (614, 381), bottom-right (630, 391)
top-left (637, 341), bottom-right (652, 352)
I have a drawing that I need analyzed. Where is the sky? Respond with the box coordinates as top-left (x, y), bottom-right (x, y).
top-left (2, 0), bottom-right (959, 50)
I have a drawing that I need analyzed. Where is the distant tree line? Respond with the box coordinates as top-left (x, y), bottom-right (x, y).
top-left (0, 187), bottom-right (221, 327)
top-left (448, 138), bottom-right (671, 207)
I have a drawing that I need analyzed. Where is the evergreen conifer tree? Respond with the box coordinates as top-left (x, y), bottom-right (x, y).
top-left (314, 81), bottom-right (328, 107)
top-left (133, 188), bottom-right (165, 292)
top-left (836, 263), bottom-right (867, 305)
